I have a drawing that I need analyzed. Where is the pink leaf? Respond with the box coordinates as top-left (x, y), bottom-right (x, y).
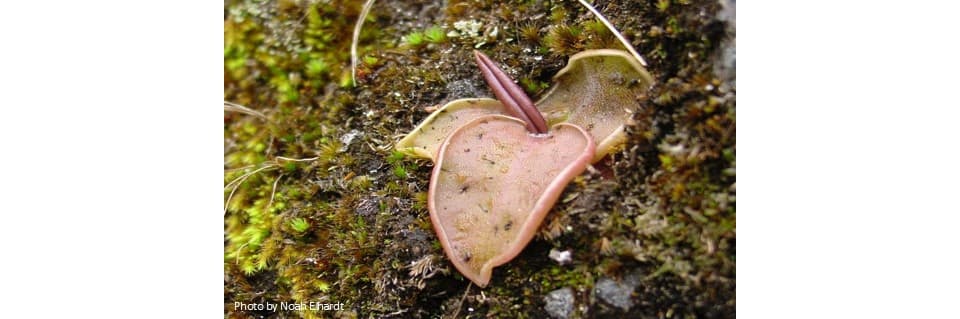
top-left (428, 115), bottom-right (596, 287)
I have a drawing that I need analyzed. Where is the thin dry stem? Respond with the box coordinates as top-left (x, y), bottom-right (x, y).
top-left (235, 243), bottom-right (249, 265)
top-left (275, 156), bottom-right (319, 162)
top-left (450, 283), bottom-right (472, 319)
top-left (577, 0), bottom-right (648, 66)
top-left (224, 156), bottom-right (319, 215)
top-left (351, 0), bottom-right (376, 86)
top-left (266, 173), bottom-right (285, 213)
top-left (224, 101), bottom-right (267, 120)
top-left (225, 164), bottom-right (256, 173)
top-left (224, 164), bottom-right (279, 215)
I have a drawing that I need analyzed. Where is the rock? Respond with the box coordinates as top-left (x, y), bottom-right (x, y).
top-left (444, 79), bottom-right (485, 100)
top-left (543, 287), bottom-right (575, 319)
top-left (594, 272), bottom-right (641, 311)
top-left (548, 248), bottom-right (572, 266)
top-left (713, 0), bottom-right (736, 87)
top-left (339, 129), bottom-right (361, 151)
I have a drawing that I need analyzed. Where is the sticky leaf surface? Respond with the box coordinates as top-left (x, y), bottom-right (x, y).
top-left (396, 98), bottom-right (506, 159)
top-left (536, 49), bottom-right (654, 160)
top-left (428, 115), bottom-right (595, 287)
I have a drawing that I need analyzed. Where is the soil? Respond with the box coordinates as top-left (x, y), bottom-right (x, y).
top-left (224, 0), bottom-right (735, 318)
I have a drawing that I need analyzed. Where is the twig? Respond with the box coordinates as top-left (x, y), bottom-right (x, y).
top-left (224, 101), bottom-right (267, 120)
top-left (450, 283), bottom-right (472, 319)
top-left (225, 164), bottom-right (256, 173)
top-left (224, 157), bottom-right (318, 215)
top-left (383, 308), bottom-right (409, 317)
top-left (351, 0), bottom-right (377, 86)
top-left (235, 243), bottom-right (249, 265)
top-left (577, 0), bottom-right (648, 66)
top-left (275, 156), bottom-right (320, 162)
top-left (266, 173), bottom-right (285, 212)
top-left (224, 164), bottom-right (278, 215)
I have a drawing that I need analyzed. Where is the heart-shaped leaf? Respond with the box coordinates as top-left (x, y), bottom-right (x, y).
top-left (428, 115), bottom-right (596, 287)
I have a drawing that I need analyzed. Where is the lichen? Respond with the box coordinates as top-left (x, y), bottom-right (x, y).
top-left (224, 0), bottom-right (735, 317)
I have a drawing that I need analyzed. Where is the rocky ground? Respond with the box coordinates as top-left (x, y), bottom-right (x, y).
top-left (224, 0), bottom-right (735, 317)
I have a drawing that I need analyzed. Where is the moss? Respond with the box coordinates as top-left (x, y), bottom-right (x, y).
top-left (424, 26), bottom-right (447, 43)
top-left (225, 0), bottom-right (734, 317)
top-left (519, 23), bottom-right (541, 43)
top-left (402, 31), bottom-right (426, 47)
top-left (542, 24), bottom-right (584, 56)
top-left (288, 217), bottom-right (310, 233)
top-left (520, 77), bottom-right (550, 95)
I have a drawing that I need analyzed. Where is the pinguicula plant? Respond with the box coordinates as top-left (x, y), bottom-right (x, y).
top-left (398, 49), bottom-right (653, 162)
top-left (398, 49), bottom-right (653, 287)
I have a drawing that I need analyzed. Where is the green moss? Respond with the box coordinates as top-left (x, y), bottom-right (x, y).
top-left (386, 150), bottom-right (405, 164)
top-left (549, 5), bottom-right (569, 24)
top-left (519, 23), bottom-right (541, 43)
top-left (520, 77), bottom-right (550, 95)
top-left (225, 0), bottom-right (734, 317)
top-left (349, 174), bottom-right (373, 191)
top-left (657, 0), bottom-right (671, 11)
top-left (391, 165), bottom-right (407, 179)
top-left (424, 26), bottom-right (447, 43)
top-left (542, 24), bottom-right (583, 55)
top-left (288, 217), bottom-right (310, 233)
top-left (402, 31), bottom-right (425, 47)
top-left (338, 69), bottom-right (354, 88)
top-left (304, 59), bottom-right (329, 77)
